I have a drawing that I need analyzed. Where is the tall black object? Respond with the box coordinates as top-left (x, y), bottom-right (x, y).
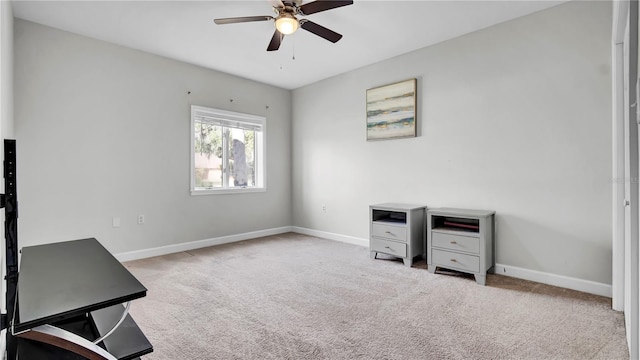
top-left (1, 139), bottom-right (18, 359)
top-left (0, 139), bottom-right (152, 359)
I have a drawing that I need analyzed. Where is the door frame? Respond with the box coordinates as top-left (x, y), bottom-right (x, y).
top-left (612, 1), bottom-right (639, 358)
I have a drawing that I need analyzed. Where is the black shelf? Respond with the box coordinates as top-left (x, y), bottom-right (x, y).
top-left (13, 238), bottom-right (152, 360)
top-left (92, 304), bottom-right (153, 360)
top-left (15, 239), bottom-right (147, 333)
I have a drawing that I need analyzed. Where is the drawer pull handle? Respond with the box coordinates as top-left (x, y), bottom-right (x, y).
top-left (450, 241), bottom-right (457, 244)
top-left (385, 231), bottom-right (395, 236)
top-left (450, 259), bottom-right (457, 262)
top-left (385, 246), bottom-right (394, 252)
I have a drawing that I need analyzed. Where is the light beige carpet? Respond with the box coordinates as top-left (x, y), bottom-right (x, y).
top-left (125, 233), bottom-right (628, 360)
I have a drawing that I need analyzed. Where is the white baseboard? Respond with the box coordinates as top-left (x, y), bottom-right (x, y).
top-left (115, 226), bottom-right (366, 263)
top-left (115, 226), bottom-right (293, 262)
top-left (290, 229), bottom-right (612, 298)
top-left (495, 263), bottom-right (612, 298)
top-left (114, 226), bottom-right (611, 299)
top-left (291, 227), bottom-right (369, 247)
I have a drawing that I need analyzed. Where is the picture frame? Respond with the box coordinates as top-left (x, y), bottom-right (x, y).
top-left (366, 78), bottom-right (417, 141)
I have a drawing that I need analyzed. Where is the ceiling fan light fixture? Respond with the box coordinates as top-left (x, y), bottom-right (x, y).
top-left (275, 13), bottom-right (299, 35)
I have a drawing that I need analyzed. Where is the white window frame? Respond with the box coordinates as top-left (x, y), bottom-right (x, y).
top-left (190, 105), bottom-right (266, 195)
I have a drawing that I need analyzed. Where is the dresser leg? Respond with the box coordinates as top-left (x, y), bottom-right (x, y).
top-left (403, 258), bottom-right (413, 267)
top-left (427, 266), bottom-right (436, 274)
top-left (475, 274), bottom-right (486, 285)
top-left (370, 251), bottom-right (377, 259)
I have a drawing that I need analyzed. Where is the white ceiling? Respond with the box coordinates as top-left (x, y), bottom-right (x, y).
top-left (12, 0), bottom-right (566, 90)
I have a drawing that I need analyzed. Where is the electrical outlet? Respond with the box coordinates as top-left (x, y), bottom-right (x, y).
top-left (137, 214), bottom-right (145, 225)
top-left (322, 204), bottom-right (327, 213)
top-left (112, 217), bottom-right (121, 228)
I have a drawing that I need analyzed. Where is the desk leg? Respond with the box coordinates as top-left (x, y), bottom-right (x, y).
top-left (15, 324), bottom-right (117, 360)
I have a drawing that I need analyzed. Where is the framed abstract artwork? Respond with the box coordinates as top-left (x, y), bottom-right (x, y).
top-left (366, 78), bottom-right (417, 141)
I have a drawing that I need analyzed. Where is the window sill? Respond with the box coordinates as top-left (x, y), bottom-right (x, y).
top-left (190, 187), bottom-right (266, 196)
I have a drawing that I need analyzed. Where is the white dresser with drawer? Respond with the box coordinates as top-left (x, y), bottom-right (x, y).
top-left (426, 208), bottom-right (495, 285)
top-left (369, 203), bottom-right (426, 267)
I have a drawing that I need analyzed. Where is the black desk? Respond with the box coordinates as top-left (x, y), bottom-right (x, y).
top-left (12, 238), bottom-right (153, 360)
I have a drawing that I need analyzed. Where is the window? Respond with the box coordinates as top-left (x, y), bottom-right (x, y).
top-left (191, 105), bottom-right (265, 194)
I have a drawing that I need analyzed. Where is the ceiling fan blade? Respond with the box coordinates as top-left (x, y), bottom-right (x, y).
top-left (300, 20), bottom-right (342, 43)
top-left (267, 30), bottom-right (284, 51)
top-left (299, 0), bottom-right (353, 15)
top-left (214, 16), bottom-right (274, 25)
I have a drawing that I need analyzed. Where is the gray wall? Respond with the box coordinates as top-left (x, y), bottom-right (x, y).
top-left (14, 19), bottom-right (292, 254)
top-left (292, 1), bottom-right (613, 284)
top-left (2, 1), bottom-right (12, 141)
top-left (13, 1), bottom-right (614, 286)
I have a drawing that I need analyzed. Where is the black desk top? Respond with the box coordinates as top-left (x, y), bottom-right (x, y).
top-left (14, 238), bottom-right (147, 333)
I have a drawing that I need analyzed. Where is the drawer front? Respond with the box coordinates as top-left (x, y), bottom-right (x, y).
top-left (370, 238), bottom-right (407, 258)
top-left (371, 223), bottom-right (407, 242)
top-left (432, 249), bottom-right (479, 273)
top-left (431, 232), bottom-right (479, 254)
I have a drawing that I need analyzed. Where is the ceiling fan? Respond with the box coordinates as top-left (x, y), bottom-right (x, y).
top-left (214, 0), bottom-right (353, 52)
